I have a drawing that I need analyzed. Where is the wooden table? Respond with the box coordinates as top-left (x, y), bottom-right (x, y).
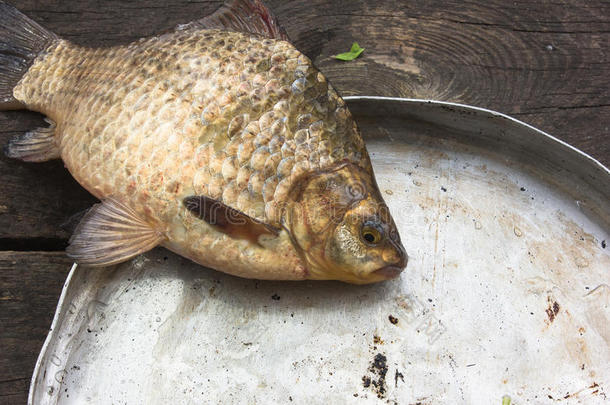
top-left (1, 0), bottom-right (608, 402)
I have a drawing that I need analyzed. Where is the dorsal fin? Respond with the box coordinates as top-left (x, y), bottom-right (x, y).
top-left (177, 0), bottom-right (289, 41)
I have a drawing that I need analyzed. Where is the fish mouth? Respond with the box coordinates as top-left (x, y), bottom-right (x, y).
top-left (373, 265), bottom-right (404, 279)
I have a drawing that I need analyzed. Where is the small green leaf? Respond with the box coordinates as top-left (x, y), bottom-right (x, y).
top-left (334, 42), bottom-right (365, 61)
top-left (502, 395), bottom-right (511, 405)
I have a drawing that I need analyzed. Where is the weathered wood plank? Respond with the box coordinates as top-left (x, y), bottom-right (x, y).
top-left (0, 252), bottom-right (73, 403)
top-left (281, 0), bottom-right (610, 164)
top-left (0, 111), bottom-right (96, 244)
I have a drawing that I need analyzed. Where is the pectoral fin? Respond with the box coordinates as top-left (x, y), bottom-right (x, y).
top-left (66, 199), bottom-right (164, 266)
top-left (183, 195), bottom-right (278, 244)
top-left (4, 118), bottom-right (60, 162)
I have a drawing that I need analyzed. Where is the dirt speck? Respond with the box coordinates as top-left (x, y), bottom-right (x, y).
top-left (271, 294), bottom-right (280, 301)
top-left (394, 369), bottom-right (404, 386)
top-left (602, 240), bottom-right (607, 249)
top-left (388, 315), bottom-right (398, 325)
top-left (373, 335), bottom-right (384, 345)
top-left (440, 186), bottom-right (447, 192)
top-left (362, 353), bottom-right (388, 398)
top-left (545, 298), bottom-right (560, 323)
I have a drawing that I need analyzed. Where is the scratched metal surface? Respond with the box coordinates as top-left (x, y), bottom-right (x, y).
top-left (30, 98), bottom-right (609, 404)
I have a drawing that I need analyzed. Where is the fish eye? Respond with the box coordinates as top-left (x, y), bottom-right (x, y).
top-left (361, 223), bottom-right (383, 246)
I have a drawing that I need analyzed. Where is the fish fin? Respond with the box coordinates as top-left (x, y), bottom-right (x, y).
top-left (183, 195), bottom-right (279, 244)
top-left (0, 2), bottom-right (58, 110)
top-left (4, 118), bottom-right (60, 162)
top-left (66, 199), bottom-right (164, 267)
top-left (60, 207), bottom-right (91, 234)
top-left (178, 0), bottom-right (289, 41)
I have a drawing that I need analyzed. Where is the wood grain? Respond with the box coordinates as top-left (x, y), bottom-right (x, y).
top-left (0, 252), bottom-right (73, 404)
top-left (0, 0), bottom-right (608, 401)
top-left (281, 0), bottom-right (610, 164)
top-left (0, 111), bottom-right (96, 244)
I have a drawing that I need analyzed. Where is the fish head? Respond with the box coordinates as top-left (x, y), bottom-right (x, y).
top-left (286, 163), bottom-right (407, 284)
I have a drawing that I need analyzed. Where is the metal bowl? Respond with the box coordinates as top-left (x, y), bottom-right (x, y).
top-left (30, 97), bottom-right (609, 404)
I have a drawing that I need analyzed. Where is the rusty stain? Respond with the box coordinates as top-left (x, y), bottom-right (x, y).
top-left (575, 256), bottom-right (589, 268)
top-left (545, 298), bottom-right (560, 323)
top-left (523, 211), bottom-right (607, 291)
top-left (373, 335), bottom-right (384, 345)
top-left (557, 381), bottom-right (604, 400)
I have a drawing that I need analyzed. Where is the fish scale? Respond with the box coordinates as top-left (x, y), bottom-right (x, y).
top-left (14, 29), bottom-right (367, 228)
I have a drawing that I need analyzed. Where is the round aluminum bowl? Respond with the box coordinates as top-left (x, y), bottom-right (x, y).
top-left (30, 97), bottom-right (609, 404)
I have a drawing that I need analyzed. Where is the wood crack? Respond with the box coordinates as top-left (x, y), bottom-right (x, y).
top-left (0, 238), bottom-right (68, 251)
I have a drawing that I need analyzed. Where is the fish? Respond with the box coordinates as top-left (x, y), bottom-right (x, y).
top-left (0, 0), bottom-right (407, 284)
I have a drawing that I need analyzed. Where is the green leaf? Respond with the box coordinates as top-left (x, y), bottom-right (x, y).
top-left (334, 42), bottom-right (365, 61)
top-left (502, 396), bottom-right (511, 405)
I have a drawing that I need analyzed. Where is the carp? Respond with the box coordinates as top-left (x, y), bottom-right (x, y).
top-left (0, 0), bottom-right (407, 284)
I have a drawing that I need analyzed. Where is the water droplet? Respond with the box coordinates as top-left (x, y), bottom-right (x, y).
top-left (412, 179), bottom-right (422, 187)
top-left (514, 226), bottom-right (523, 237)
top-left (546, 44), bottom-right (554, 51)
top-left (385, 189), bottom-right (394, 195)
top-left (155, 316), bottom-right (161, 322)
top-left (474, 220), bottom-right (482, 230)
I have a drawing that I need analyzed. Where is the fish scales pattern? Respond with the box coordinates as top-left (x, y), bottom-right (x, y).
top-left (14, 28), bottom-right (369, 229)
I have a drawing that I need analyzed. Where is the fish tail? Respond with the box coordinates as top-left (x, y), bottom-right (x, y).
top-left (0, 2), bottom-right (58, 110)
